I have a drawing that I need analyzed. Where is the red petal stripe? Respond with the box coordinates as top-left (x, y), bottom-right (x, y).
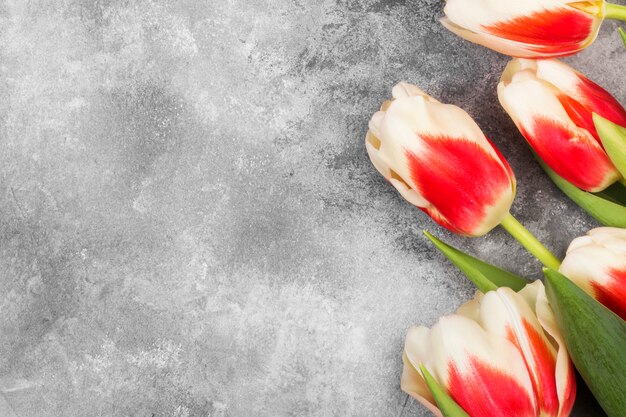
top-left (593, 268), bottom-right (626, 321)
top-left (483, 8), bottom-right (593, 54)
top-left (404, 136), bottom-right (512, 236)
top-left (575, 75), bottom-right (626, 129)
top-left (559, 365), bottom-right (577, 417)
top-left (557, 94), bottom-right (599, 142)
top-left (556, 75), bottom-right (626, 146)
top-left (519, 117), bottom-right (616, 191)
top-left (506, 321), bottom-right (560, 416)
top-left (447, 356), bottom-right (536, 417)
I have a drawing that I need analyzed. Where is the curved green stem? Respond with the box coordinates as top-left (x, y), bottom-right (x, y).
top-left (500, 213), bottom-right (561, 271)
top-left (606, 3), bottom-right (626, 21)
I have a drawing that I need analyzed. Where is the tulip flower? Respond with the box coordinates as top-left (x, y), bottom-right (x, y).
top-left (366, 82), bottom-right (560, 270)
top-left (366, 82), bottom-right (516, 237)
top-left (402, 281), bottom-right (576, 417)
top-left (441, 0), bottom-right (626, 58)
top-left (498, 58), bottom-right (626, 192)
top-left (559, 227), bottom-right (626, 321)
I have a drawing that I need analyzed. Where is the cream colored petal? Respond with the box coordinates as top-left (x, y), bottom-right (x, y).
top-left (478, 285), bottom-right (557, 380)
top-left (444, 0), bottom-right (574, 30)
top-left (456, 291), bottom-right (484, 322)
top-left (560, 227), bottom-right (626, 289)
top-left (501, 59), bottom-right (539, 84)
top-left (374, 94), bottom-right (503, 207)
top-left (389, 178), bottom-right (430, 207)
top-left (427, 315), bottom-right (534, 396)
top-left (365, 132), bottom-right (392, 179)
top-left (498, 77), bottom-right (564, 126)
top-left (401, 351), bottom-right (442, 417)
top-left (564, 235), bottom-right (594, 254)
top-left (535, 59), bottom-right (584, 98)
top-left (441, 18), bottom-right (551, 58)
top-left (535, 283), bottom-right (577, 416)
top-left (368, 111), bottom-right (386, 140)
top-left (586, 227), bottom-right (626, 256)
top-left (392, 82), bottom-right (431, 101)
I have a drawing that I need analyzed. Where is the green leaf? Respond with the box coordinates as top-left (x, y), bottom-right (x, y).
top-left (595, 181), bottom-right (626, 206)
top-left (424, 231), bottom-right (528, 292)
top-left (544, 269), bottom-right (626, 417)
top-left (539, 161), bottom-right (626, 227)
top-left (594, 113), bottom-right (626, 179)
top-left (619, 27), bottom-right (626, 48)
top-left (419, 365), bottom-right (470, 417)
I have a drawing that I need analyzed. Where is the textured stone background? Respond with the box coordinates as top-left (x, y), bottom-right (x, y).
top-left (0, 1), bottom-right (624, 416)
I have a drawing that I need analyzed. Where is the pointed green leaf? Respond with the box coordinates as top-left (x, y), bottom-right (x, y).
top-left (593, 113), bottom-right (626, 178)
top-left (539, 161), bottom-right (626, 227)
top-left (424, 231), bottom-right (528, 292)
top-left (544, 269), bottom-right (626, 417)
top-left (419, 365), bottom-right (470, 417)
top-left (619, 27), bottom-right (626, 47)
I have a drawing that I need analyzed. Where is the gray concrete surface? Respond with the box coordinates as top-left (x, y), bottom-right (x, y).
top-left (0, 1), bottom-right (623, 416)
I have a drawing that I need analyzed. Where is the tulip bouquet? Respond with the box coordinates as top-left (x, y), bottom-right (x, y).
top-left (362, 1), bottom-right (626, 416)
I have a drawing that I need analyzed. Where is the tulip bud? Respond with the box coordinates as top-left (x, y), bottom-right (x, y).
top-left (366, 82), bottom-right (516, 237)
top-left (441, 0), bottom-right (605, 58)
top-left (559, 227), bottom-right (626, 321)
top-left (402, 281), bottom-right (576, 417)
top-left (498, 58), bottom-right (626, 192)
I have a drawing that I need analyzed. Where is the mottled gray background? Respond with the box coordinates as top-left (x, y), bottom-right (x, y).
top-left (0, 1), bottom-right (624, 416)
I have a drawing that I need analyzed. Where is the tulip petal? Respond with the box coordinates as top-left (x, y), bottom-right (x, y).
top-left (585, 227), bottom-right (626, 254)
top-left (392, 82), bottom-right (433, 101)
top-left (535, 60), bottom-right (626, 131)
top-left (482, 7), bottom-right (595, 53)
top-left (441, 18), bottom-right (555, 58)
top-left (533, 284), bottom-right (577, 417)
top-left (593, 268), bottom-right (626, 322)
top-left (498, 78), bottom-right (620, 192)
top-left (406, 316), bottom-right (537, 417)
top-left (404, 135), bottom-right (514, 236)
top-left (560, 229), bottom-right (626, 321)
top-left (443, 0), bottom-right (600, 57)
top-left (371, 93), bottom-right (515, 236)
top-left (478, 285), bottom-right (565, 416)
top-left (365, 132), bottom-right (431, 208)
top-left (401, 351), bottom-right (443, 417)
top-left (420, 365), bottom-right (470, 417)
top-left (402, 327), bottom-right (445, 417)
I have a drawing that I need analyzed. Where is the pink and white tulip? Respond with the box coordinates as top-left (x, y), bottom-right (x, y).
top-left (498, 59), bottom-right (626, 192)
top-left (366, 82), bottom-right (516, 237)
top-left (442, 0), bottom-right (604, 58)
top-left (559, 227), bottom-right (626, 321)
top-left (402, 281), bottom-right (576, 417)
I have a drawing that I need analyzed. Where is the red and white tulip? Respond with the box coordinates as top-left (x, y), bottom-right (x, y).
top-left (402, 281), bottom-right (576, 417)
top-left (366, 82), bottom-right (515, 237)
top-left (441, 0), bottom-right (604, 58)
top-left (559, 227), bottom-right (626, 321)
top-left (498, 59), bottom-right (626, 192)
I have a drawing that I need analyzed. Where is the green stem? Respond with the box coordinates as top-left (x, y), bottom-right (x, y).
top-left (500, 213), bottom-right (561, 271)
top-left (605, 3), bottom-right (626, 21)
